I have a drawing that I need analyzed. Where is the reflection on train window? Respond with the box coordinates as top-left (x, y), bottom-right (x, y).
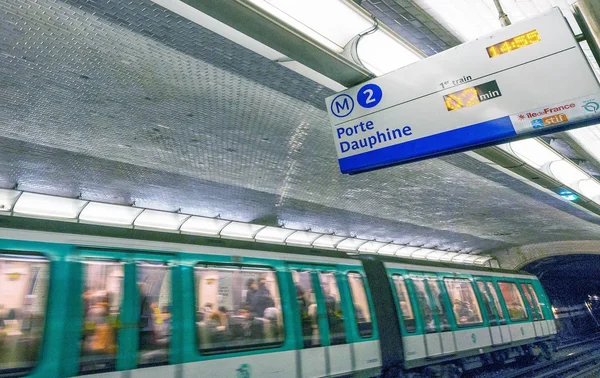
top-left (444, 278), bottom-right (483, 327)
top-left (486, 282), bottom-right (507, 323)
top-left (137, 262), bottom-right (171, 366)
top-left (80, 260), bottom-right (124, 374)
top-left (194, 265), bottom-right (284, 353)
top-left (392, 275), bottom-right (416, 333)
top-left (318, 272), bottom-right (346, 345)
top-left (292, 270), bottom-right (319, 348)
top-left (527, 284), bottom-right (545, 319)
top-left (0, 254), bottom-right (49, 375)
top-left (426, 279), bottom-right (450, 331)
top-left (477, 281), bottom-right (498, 326)
top-left (412, 278), bottom-right (435, 333)
top-left (498, 282), bottom-right (528, 321)
top-left (347, 273), bottom-right (372, 338)
top-left (521, 283), bottom-right (544, 321)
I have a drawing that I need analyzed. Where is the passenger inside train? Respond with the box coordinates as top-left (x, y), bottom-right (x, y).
top-left (195, 266), bottom-right (284, 352)
top-left (0, 256), bottom-right (48, 373)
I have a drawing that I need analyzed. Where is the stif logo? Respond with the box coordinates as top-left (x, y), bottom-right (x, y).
top-left (531, 113), bottom-right (568, 129)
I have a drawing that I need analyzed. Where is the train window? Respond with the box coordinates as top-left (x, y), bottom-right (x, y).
top-left (318, 272), bottom-right (346, 345)
top-left (477, 281), bottom-right (498, 326)
top-left (444, 278), bottom-right (483, 327)
top-left (347, 272), bottom-right (372, 338)
top-left (486, 282), bottom-right (507, 322)
top-left (412, 278), bottom-right (435, 333)
top-left (80, 260), bottom-right (124, 374)
top-left (292, 270), bottom-right (319, 348)
top-left (391, 275), bottom-right (416, 333)
top-left (426, 279), bottom-right (450, 331)
top-left (521, 283), bottom-right (544, 321)
top-left (0, 254), bottom-right (49, 375)
top-left (526, 284), bottom-right (545, 319)
top-left (194, 265), bottom-right (284, 353)
top-left (498, 281), bottom-right (528, 321)
top-left (137, 262), bottom-right (171, 366)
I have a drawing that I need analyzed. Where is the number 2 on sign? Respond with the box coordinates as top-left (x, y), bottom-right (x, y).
top-left (444, 88), bottom-right (480, 111)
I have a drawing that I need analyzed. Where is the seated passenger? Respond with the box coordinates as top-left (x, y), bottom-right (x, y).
top-left (508, 302), bottom-right (526, 319)
top-left (239, 307), bottom-right (264, 341)
top-left (210, 306), bottom-right (230, 331)
top-left (263, 306), bottom-right (280, 339)
top-left (355, 305), bottom-right (366, 322)
top-left (453, 299), bottom-right (472, 324)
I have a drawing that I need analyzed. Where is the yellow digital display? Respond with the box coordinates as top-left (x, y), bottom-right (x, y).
top-left (444, 87), bottom-right (480, 111)
top-left (443, 80), bottom-right (502, 111)
top-left (486, 30), bottom-right (541, 58)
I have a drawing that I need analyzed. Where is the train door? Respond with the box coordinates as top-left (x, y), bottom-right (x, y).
top-left (76, 249), bottom-right (177, 377)
top-left (411, 273), bottom-right (456, 358)
top-left (519, 281), bottom-right (548, 337)
top-left (289, 264), bottom-right (351, 377)
top-left (475, 279), bottom-right (510, 345)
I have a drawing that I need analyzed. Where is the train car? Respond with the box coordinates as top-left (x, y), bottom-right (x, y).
top-left (0, 227), bottom-right (555, 378)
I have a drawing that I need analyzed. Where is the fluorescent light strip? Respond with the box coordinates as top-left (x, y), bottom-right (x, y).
top-left (503, 138), bottom-right (600, 206)
top-left (0, 188), bottom-right (493, 266)
top-left (312, 234), bottom-right (347, 249)
top-left (151, 0), bottom-right (345, 91)
top-left (180, 217), bottom-right (230, 236)
top-left (13, 193), bottom-right (88, 221)
top-left (285, 230), bottom-right (321, 246)
top-left (0, 189), bottom-right (22, 213)
top-left (245, 0), bottom-right (420, 75)
top-left (255, 226), bottom-right (296, 243)
top-left (220, 222), bottom-right (265, 240)
top-left (79, 202), bottom-right (143, 227)
top-left (336, 237), bottom-right (369, 251)
top-left (358, 240), bottom-right (388, 254)
top-left (134, 210), bottom-right (190, 232)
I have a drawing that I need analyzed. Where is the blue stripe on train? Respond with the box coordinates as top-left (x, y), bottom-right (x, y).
top-left (338, 116), bottom-right (516, 174)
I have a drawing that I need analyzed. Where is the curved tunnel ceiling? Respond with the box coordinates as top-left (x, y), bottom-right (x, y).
top-left (0, 0), bottom-right (600, 255)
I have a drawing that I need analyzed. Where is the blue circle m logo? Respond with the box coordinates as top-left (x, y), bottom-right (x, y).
top-left (330, 94), bottom-right (354, 118)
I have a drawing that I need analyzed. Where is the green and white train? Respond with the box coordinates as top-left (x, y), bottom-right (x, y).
top-left (0, 227), bottom-right (556, 378)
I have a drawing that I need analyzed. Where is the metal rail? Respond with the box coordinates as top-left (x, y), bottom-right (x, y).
top-left (558, 333), bottom-right (600, 350)
top-left (501, 344), bottom-right (600, 378)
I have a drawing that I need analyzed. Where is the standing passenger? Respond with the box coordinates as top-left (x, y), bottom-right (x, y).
top-left (254, 278), bottom-right (274, 317)
top-left (245, 279), bottom-right (258, 313)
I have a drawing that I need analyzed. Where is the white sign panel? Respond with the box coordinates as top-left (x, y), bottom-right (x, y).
top-left (325, 8), bottom-right (600, 174)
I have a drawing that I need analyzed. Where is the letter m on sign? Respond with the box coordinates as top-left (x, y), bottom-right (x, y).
top-left (330, 94), bottom-right (354, 118)
top-left (335, 98), bottom-right (350, 113)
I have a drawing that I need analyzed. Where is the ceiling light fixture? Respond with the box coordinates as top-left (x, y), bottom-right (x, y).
top-left (79, 202), bottom-right (143, 227)
top-left (13, 192), bottom-right (88, 221)
top-left (134, 210), bottom-right (190, 232)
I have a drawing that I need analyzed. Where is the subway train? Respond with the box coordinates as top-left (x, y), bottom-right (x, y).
top-left (0, 227), bottom-right (556, 378)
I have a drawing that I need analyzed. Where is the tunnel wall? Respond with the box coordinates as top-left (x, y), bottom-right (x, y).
top-left (493, 240), bottom-right (600, 270)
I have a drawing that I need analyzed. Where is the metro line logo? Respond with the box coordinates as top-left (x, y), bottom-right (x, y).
top-left (330, 94), bottom-right (354, 118)
top-left (531, 113), bottom-right (568, 129)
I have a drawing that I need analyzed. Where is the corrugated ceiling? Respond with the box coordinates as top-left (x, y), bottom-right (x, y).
top-left (0, 0), bottom-right (599, 254)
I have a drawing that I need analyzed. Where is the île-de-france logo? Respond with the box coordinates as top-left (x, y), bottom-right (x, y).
top-left (583, 100), bottom-right (600, 113)
top-left (237, 363), bottom-right (251, 378)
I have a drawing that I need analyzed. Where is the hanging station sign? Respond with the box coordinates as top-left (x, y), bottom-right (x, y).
top-left (325, 8), bottom-right (600, 174)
